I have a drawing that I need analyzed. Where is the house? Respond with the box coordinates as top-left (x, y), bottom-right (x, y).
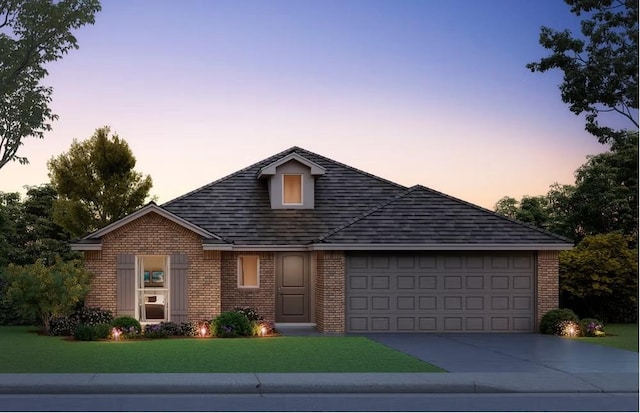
top-left (71, 146), bottom-right (572, 333)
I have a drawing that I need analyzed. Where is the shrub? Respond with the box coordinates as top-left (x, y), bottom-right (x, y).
top-left (157, 321), bottom-right (181, 336)
top-left (233, 307), bottom-right (263, 322)
top-left (580, 318), bottom-right (605, 337)
top-left (74, 323), bottom-right (112, 341)
top-left (144, 323), bottom-right (168, 339)
top-left (112, 316), bottom-right (142, 338)
top-left (539, 308), bottom-right (580, 335)
top-left (180, 320), bottom-right (211, 337)
top-left (212, 311), bottom-right (251, 338)
top-left (49, 315), bottom-right (78, 336)
top-left (76, 307), bottom-right (113, 326)
top-left (250, 320), bottom-right (275, 336)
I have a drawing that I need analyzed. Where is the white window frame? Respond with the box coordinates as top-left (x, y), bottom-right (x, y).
top-left (135, 255), bottom-right (170, 323)
top-left (237, 255), bottom-right (260, 288)
top-left (282, 174), bottom-right (303, 205)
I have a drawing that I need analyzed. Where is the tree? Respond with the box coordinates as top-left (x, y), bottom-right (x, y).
top-left (0, 0), bottom-right (101, 170)
top-left (494, 196), bottom-right (518, 220)
top-left (559, 232), bottom-right (638, 322)
top-left (4, 258), bottom-right (91, 333)
top-left (527, 0), bottom-right (638, 144)
top-left (48, 126), bottom-right (153, 237)
top-left (571, 131), bottom-right (638, 241)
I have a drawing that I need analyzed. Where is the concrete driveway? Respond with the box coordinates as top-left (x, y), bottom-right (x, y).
top-left (367, 333), bottom-right (639, 374)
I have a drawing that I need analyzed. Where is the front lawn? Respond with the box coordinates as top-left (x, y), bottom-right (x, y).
top-left (0, 326), bottom-right (444, 373)
top-left (579, 324), bottom-right (638, 352)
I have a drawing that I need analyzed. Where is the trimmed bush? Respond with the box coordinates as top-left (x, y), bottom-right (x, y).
top-left (250, 320), bottom-right (275, 336)
top-left (580, 318), bottom-right (605, 337)
top-left (144, 323), bottom-right (168, 339)
top-left (180, 320), bottom-right (211, 337)
top-left (212, 311), bottom-right (251, 338)
top-left (77, 307), bottom-right (113, 326)
top-left (539, 308), bottom-right (580, 335)
top-left (49, 315), bottom-right (78, 336)
top-left (73, 323), bottom-right (112, 341)
top-left (112, 316), bottom-right (142, 338)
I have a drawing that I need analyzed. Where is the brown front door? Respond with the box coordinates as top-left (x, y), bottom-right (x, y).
top-left (276, 252), bottom-right (310, 323)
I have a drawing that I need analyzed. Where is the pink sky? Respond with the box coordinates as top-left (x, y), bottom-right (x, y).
top-left (0, 0), bottom-right (606, 209)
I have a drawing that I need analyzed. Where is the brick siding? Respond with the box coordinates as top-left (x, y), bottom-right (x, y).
top-left (220, 251), bottom-right (276, 323)
top-left (83, 212), bottom-right (220, 321)
top-left (314, 251), bottom-right (346, 333)
top-left (536, 250), bottom-right (560, 330)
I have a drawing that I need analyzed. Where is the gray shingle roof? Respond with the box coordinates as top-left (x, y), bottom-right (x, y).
top-left (162, 147), bottom-right (571, 247)
top-left (162, 147), bottom-right (406, 245)
top-left (316, 185), bottom-right (571, 246)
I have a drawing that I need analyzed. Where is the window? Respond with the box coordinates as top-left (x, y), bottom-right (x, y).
top-left (136, 255), bottom-right (169, 322)
top-left (283, 174), bottom-right (302, 204)
top-left (238, 255), bottom-right (259, 288)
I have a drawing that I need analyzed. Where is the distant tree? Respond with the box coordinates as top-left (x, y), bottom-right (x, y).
top-left (0, 0), bottom-right (101, 170)
top-left (494, 196), bottom-right (518, 220)
top-left (48, 126), bottom-right (153, 237)
top-left (527, 0), bottom-right (638, 144)
top-left (571, 132), bottom-right (638, 241)
top-left (0, 192), bottom-right (21, 267)
top-left (514, 196), bottom-right (550, 230)
top-left (4, 258), bottom-right (91, 333)
top-left (559, 232), bottom-right (638, 322)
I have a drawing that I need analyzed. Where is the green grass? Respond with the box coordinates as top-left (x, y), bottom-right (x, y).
top-left (0, 326), bottom-right (444, 373)
top-left (579, 324), bottom-right (638, 352)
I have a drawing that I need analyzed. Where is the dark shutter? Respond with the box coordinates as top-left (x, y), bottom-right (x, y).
top-left (170, 253), bottom-right (189, 323)
top-left (116, 254), bottom-right (135, 317)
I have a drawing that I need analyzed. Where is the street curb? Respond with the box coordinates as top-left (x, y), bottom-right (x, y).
top-left (0, 373), bottom-right (637, 394)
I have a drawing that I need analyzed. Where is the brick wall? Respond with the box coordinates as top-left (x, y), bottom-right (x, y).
top-left (315, 251), bottom-right (345, 333)
top-left (220, 251), bottom-right (276, 322)
top-left (83, 212), bottom-right (221, 321)
top-left (536, 250), bottom-right (560, 330)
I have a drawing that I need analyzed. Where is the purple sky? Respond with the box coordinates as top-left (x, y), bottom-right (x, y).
top-left (1, 0), bottom-right (607, 209)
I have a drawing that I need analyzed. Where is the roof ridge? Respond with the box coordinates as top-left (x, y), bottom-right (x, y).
top-left (162, 146), bottom-right (298, 207)
top-left (163, 146), bottom-right (406, 207)
top-left (291, 147), bottom-right (406, 190)
top-left (411, 184), bottom-right (574, 244)
top-left (315, 185), bottom-right (418, 242)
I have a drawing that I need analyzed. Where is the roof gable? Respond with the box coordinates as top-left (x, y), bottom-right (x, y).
top-left (257, 152), bottom-right (326, 178)
top-left (84, 203), bottom-right (223, 240)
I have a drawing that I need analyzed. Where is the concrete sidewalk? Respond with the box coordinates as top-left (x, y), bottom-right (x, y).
top-left (0, 372), bottom-right (637, 394)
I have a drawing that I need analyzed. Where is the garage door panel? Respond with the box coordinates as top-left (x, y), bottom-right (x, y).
top-left (346, 252), bottom-right (534, 333)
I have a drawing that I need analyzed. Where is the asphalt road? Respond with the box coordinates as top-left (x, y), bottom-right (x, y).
top-left (1, 393), bottom-right (637, 412)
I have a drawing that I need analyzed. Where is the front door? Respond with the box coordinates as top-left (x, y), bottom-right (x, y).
top-left (276, 252), bottom-right (310, 323)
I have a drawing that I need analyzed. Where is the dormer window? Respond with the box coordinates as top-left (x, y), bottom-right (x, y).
top-left (283, 174), bottom-right (303, 204)
top-left (257, 152), bottom-right (325, 210)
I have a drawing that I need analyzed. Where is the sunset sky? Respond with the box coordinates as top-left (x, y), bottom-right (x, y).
top-left (1, 0), bottom-right (607, 209)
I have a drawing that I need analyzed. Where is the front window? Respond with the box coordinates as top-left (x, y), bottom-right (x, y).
top-left (136, 255), bottom-right (169, 322)
top-left (238, 255), bottom-right (259, 288)
top-left (283, 174), bottom-right (302, 204)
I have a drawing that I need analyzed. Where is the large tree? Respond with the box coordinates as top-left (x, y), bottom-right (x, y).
top-left (48, 127), bottom-right (153, 237)
top-left (527, 0), bottom-right (638, 144)
top-left (0, 0), bottom-right (101, 170)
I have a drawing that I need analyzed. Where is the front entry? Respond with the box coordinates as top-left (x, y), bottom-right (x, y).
top-left (276, 252), bottom-right (310, 323)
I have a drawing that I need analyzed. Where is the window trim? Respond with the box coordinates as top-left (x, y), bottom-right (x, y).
top-left (282, 174), bottom-right (303, 205)
top-left (237, 255), bottom-right (260, 288)
top-left (135, 255), bottom-right (170, 323)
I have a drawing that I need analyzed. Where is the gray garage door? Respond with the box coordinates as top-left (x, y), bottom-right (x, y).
top-left (346, 252), bottom-right (535, 333)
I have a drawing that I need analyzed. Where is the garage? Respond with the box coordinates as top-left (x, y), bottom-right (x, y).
top-left (346, 252), bottom-right (535, 333)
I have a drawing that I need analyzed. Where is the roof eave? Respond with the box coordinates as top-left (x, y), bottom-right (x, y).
top-left (310, 243), bottom-right (573, 251)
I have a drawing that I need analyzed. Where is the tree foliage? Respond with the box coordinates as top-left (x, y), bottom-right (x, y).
top-left (0, 0), bottom-right (101, 170)
top-left (48, 126), bottom-right (153, 237)
top-left (4, 258), bottom-right (91, 333)
top-left (494, 132), bottom-right (638, 243)
top-left (559, 233), bottom-right (638, 322)
top-left (527, 0), bottom-right (638, 144)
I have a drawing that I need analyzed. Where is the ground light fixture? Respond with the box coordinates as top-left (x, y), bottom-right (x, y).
top-left (199, 325), bottom-right (207, 338)
top-left (112, 328), bottom-right (121, 341)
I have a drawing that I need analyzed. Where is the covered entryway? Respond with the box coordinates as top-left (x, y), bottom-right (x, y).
top-left (276, 252), bottom-right (311, 323)
top-left (346, 252), bottom-right (535, 333)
